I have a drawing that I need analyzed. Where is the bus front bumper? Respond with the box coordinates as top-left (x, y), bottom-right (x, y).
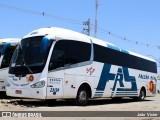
top-left (6, 87), bottom-right (46, 99)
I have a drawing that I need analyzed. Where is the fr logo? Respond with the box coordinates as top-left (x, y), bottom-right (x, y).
top-left (86, 67), bottom-right (95, 75)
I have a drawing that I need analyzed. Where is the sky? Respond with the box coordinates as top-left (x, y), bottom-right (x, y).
top-left (0, 0), bottom-right (160, 72)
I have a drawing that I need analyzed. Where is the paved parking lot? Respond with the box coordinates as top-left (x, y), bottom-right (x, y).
top-left (0, 93), bottom-right (160, 120)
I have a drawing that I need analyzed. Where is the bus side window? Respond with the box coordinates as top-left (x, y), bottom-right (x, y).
top-left (64, 40), bottom-right (91, 66)
top-left (49, 40), bottom-right (91, 71)
top-left (49, 41), bottom-right (65, 70)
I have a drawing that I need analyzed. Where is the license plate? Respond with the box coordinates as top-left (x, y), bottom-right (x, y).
top-left (15, 90), bottom-right (22, 94)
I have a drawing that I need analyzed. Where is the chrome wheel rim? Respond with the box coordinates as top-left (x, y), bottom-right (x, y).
top-left (141, 90), bottom-right (145, 100)
top-left (79, 91), bottom-right (87, 103)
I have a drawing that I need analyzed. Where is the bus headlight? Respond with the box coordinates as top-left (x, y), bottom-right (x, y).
top-left (30, 81), bottom-right (45, 88)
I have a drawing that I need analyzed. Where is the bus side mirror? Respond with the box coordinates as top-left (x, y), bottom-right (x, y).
top-left (49, 63), bottom-right (53, 67)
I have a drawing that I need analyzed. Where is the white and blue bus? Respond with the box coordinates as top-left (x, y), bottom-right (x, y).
top-left (6, 27), bottom-right (157, 105)
top-left (0, 38), bottom-right (20, 92)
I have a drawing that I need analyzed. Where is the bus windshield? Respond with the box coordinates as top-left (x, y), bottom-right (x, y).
top-left (1, 45), bottom-right (16, 68)
top-left (0, 45), bottom-right (2, 58)
top-left (9, 36), bottom-right (52, 75)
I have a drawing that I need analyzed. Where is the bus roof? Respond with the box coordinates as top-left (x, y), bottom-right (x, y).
top-left (23, 27), bottom-right (156, 63)
top-left (0, 38), bottom-right (21, 45)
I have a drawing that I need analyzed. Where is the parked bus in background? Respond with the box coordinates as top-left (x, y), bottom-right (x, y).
top-left (0, 38), bottom-right (20, 93)
top-left (6, 27), bottom-right (157, 105)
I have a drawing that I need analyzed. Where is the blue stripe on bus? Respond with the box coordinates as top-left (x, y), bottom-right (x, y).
top-left (111, 91), bottom-right (138, 95)
top-left (94, 94), bottom-right (103, 97)
top-left (107, 44), bottom-right (120, 51)
top-left (121, 67), bottom-right (137, 91)
top-left (96, 64), bottom-right (115, 91)
top-left (107, 45), bottom-right (129, 54)
top-left (116, 91), bottom-right (137, 93)
top-left (2, 42), bottom-right (11, 55)
top-left (115, 94), bottom-right (138, 95)
top-left (95, 91), bottom-right (104, 93)
top-left (121, 49), bottom-right (129, 54)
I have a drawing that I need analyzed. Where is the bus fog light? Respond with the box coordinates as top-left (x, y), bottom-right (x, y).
top-left (28, 75), bottom-right (34, 82)
top-left (30, 81), bottom-right (45, 88)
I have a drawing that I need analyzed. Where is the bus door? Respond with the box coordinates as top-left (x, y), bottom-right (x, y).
top-left (47, 40), bottom-right (65, 99)
top-left (47, 71), bottom-right (64, 99)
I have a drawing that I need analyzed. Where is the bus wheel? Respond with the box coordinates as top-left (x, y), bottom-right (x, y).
top-left (75, 87), bottom-right (89, 106)
top-left (133, 88), bottom-right (146, 101)
top-left (139, 88), bottom-right (146, 101)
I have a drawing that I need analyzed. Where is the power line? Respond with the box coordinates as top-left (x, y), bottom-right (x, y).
top-left (0, 3), bottom-right (83, 25)
top-left (0, 3), bottom-right (159, 49)
top-left (96, 25), bottom-right (160, 49)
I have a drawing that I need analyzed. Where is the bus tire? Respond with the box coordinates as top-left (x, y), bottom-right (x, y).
top-left (75, 86), bottom-right (89, 106)
top-left (133, 88), bottom-right (146, 101)
top-left (138, 88), bottom-right (146, 101)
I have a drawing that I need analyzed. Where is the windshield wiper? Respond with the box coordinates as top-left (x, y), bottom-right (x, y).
top-left (18, 42), bottom-right (33, 74)
top-left (23, 41), bottom-right (34, 74)
top-left (21, 58), bottom-right (33, 74)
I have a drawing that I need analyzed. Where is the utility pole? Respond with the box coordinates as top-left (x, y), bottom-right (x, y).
top-left (82, 18), bottom-right (91, 36)
top-left (95, 0), bottom-right (99, 38)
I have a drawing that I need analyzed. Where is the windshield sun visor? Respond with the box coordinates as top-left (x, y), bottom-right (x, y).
top-left (40, 37), bottom-right (49, 54)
